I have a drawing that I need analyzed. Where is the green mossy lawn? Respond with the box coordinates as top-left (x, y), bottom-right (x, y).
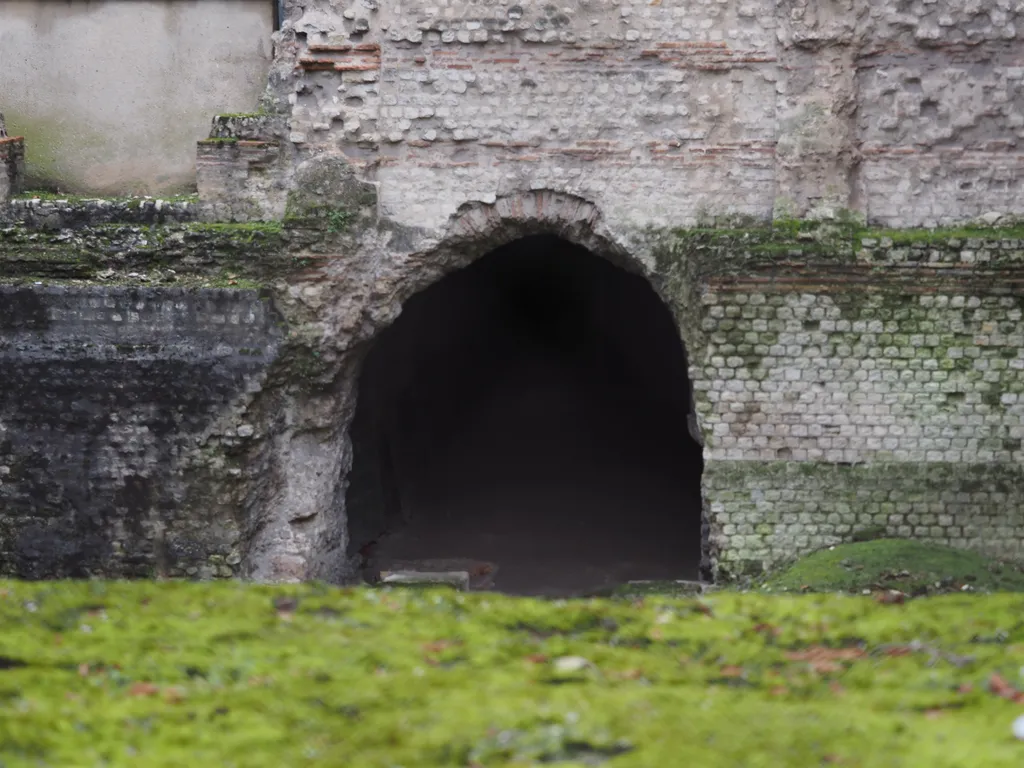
top-left (4, 577), bottom-right (1024, 766)
top-left (762, 539), bottom-right (1024, 596)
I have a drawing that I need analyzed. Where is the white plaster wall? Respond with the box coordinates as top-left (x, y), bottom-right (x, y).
top-left (0, 0), bottom-right (273, 194)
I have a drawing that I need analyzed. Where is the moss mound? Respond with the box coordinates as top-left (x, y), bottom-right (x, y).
top-left (4, 580), bottom-right (1024, 766)
top-left (763, 540), bottom-right (1024, 595)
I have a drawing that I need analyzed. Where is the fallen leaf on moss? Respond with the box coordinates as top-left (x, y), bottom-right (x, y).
top-left (874, 590), bottom-right (906, 605)
top-left (882, 646), bottom-right (913, 657)
top-left (423, 640), bottom-right (459, 654)
top-left (786, 647), bottom-right (866, 663)
top-left (163, 687), bottom-right (186, 703)
top-left (617, 668), bottom-right (644, 680)
top-left (989, 674), bottom-right (1024, 703)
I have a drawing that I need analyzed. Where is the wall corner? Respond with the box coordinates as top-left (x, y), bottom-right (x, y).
top-left (0, 112), bottom-right (26, 203)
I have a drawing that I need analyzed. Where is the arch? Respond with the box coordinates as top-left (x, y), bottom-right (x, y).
top-left (442, 191), bottom-right (633, 267)
top-left (377, 191), bottom-right (657, 312)
top-left (338, 197), bottom-right (710, 593)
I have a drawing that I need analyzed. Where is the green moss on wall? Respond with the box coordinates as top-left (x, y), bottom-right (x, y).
top-left (282, 157), bottom-right (378, 232)
top-left (706, 461), bottom-right (1024, 581)
top-left (655, 220), bottom-right (1024, 279)
top-left (0, 221), bottom-right (291, 287)
top-left (3, 111), bottom-right (110, 194)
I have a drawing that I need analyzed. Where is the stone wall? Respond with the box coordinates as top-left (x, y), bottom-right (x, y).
top-left (201, 0), bottom-right (1024, 228)
top-left (694, 274), bottom-right (1024, 574)
top-left (0, 195), bottom-right (1023, 581)
top-left (0, 285), bottom-right (284, 579)
top-left (0, 196), bottom-right (197, 229)
top-left (707, 462), bottom-right (1024, 576)
top-left (658, 225), bottom-right (1024, 575)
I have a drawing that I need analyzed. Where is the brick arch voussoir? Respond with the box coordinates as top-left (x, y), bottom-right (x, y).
top-left (435, 190), bottom-right (641, 275)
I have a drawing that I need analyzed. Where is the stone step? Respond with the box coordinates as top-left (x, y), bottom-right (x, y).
top-left (380, 570), bottom-right (471, 590)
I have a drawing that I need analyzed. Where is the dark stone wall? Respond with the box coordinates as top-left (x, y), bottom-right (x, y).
top-left (0, 286), bottom-right (283, 579)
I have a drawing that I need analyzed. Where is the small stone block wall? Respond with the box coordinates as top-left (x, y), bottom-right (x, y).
top-left (197, 140), bottom-right (286, 223)
top-left (0, 286), bottom-right (283, 579)
top-left (695, 270), bottom-right (1024, 575)
top-left (706, 461), bottom-right (1024, 576)
top-left (225, 0), bottom-right (1024, 229)
top-left (0, 196), bottom-right (197, 229)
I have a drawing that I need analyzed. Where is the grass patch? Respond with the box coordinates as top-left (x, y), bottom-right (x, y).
top-left (763, 540), bottom-right (1024, 596)
top-left (3, 580), bottom-right (1024, 765)
top-left (182, 221), bottom-right (283, 237)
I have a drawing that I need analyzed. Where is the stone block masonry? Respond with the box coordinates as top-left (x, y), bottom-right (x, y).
top-left (0, 199), bottom-right (1023, 583)
top-left (203, 0), bottom-right (1024, 227)
top-left (697, 289), bottom-right (1024, 466)
top-left (673, 226), bottom-right (1024, 575)
top-left (4, 0), bottom-right (1024, 585)
top-left (707, 461), bottom-right (1024, 575)
top-left (0, 286), bottom-right (284, 579)
top-left (696, 283), bottom-right (1024, 575)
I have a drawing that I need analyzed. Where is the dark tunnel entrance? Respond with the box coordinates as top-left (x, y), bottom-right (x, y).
top-left (344, 235), bottom-right (704, 596)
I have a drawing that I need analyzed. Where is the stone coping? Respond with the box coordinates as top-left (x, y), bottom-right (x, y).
top-left (1, 195), bottom-right (198, 229)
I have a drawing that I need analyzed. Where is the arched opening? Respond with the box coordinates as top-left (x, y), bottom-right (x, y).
top-left (344, 234), bottom-right (704, 595)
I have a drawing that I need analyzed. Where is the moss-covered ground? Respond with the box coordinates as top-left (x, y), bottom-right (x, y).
top-left (3, 579), bottom-right (1024, 766)
top-left (762, 540), bottom-right (1024, 597)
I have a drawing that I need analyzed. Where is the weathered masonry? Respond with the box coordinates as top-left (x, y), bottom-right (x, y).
top-left (1, 0), bottom-right (1023, 588)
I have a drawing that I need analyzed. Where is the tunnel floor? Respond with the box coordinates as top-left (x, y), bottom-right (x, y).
top-left (348, 235), bottom-right (704, 597)
top-left (369, 355), bottom-right (702, 596)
